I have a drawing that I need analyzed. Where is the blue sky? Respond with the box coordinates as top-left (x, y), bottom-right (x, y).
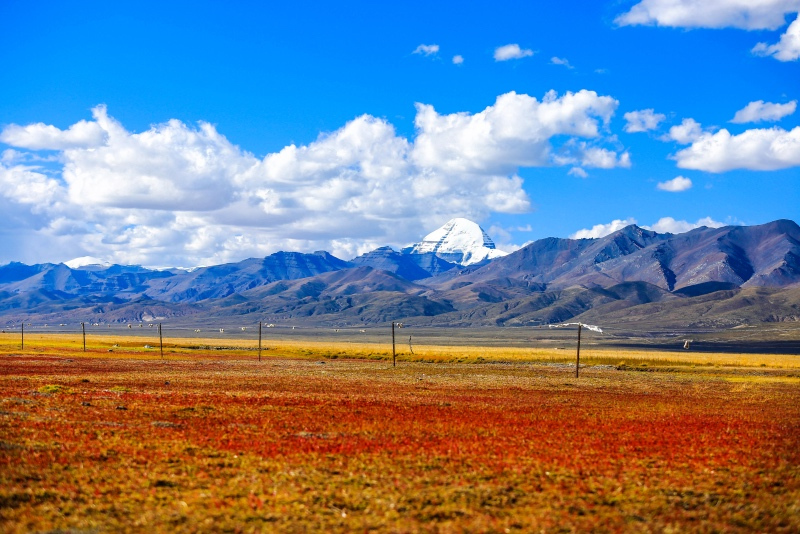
top-left (1, 0), bottom-right (798, 267)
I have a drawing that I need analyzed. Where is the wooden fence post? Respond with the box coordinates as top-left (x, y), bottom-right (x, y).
top-left (576, 323), bottom-right (582, 378)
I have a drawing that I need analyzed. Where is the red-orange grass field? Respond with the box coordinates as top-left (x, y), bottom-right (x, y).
top-left (1, 346), bottom-right (799, 532)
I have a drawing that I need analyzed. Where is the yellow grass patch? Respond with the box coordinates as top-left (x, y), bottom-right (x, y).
top-left (0, 332), bottom-right (797, 368)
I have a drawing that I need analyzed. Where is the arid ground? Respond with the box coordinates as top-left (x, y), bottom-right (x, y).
top-left (1, 333), bottom-right (799, 532)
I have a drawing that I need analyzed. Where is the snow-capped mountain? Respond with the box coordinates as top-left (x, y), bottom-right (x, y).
top-left (404, 218), bottom-right (507, 266)
top-left (63, 256), bottom-right (112, 269)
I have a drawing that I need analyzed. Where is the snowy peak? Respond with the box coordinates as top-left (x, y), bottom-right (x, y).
top-left (63, 256), bottom-right (112, 269)
top-left (405, 218), bottom-right (507, 266)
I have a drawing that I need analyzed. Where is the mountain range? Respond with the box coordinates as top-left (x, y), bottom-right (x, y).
top-left (1, 218), bottom-right (798, 331)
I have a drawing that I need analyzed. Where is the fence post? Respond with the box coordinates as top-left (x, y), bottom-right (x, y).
top-left (258, 321), bottom-right (262, 362)
top-left (82, 322), bottom-right (86, 352)
top-left (21, 323), bottom-right (24, 350)
top-left (159, 323), bottom-right (163, 359)
top-left (392, 322), bottom-right (396, 367)
top-left (576, 323), bottom-right (582, 378)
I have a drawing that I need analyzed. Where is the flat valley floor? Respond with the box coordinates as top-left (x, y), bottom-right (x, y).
top-left (1, 349), bottom-right (799, 532)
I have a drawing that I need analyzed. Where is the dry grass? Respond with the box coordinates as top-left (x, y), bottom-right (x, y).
top-left (1, 353), bottom-right (799, 532)
top-left (1, 331), bottom-right (798, 369)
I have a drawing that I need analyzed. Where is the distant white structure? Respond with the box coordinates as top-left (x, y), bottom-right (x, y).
top-left (552, 322), bottom-right (603, 333)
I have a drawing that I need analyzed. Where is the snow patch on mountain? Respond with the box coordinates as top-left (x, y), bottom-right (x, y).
top-left (64, 256), bottom-right (112, 269)
top-left (405, 218), bottom-right (507, 266)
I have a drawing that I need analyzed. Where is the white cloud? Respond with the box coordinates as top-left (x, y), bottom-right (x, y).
top-left (657, 176), bottom-right (693, 191)
top-left (413, 44), bottom-right (439, 56)
top-left (580, 147), bottom-right (631, 168)
top-left (731, 99), bottom-right (797, 123)
top-left (667, 118), bottom-right (704, 144)
top-left (57, 106), bottom-right (251, 212)
top-left (0, 163), bottom-right (66, 212)
top-left (572, 215), bottom-right (727, 240)
top-left (0, 116), bottom-right (107, 150)
top-left (675, 126), bottom-right (800, 171)
top-left (752, 14), bottom-right (800, 60)
top-left (0, 93), bottom-right (630, 267)
top-left (413, 90), bottom-right (623, 175)
top-left (616, 1), bottom-right (800, 61)
top-left (644, 216), bottom-right (726, 233)
top-left (624, 109), bottom-right (666, 133)
top-left (452, 54), bottom-right (464, 64)
top-left (550, 56), bottom-right (573, 68)
top-left (494, 44), bottom-right (534, 61)
top-left (568, 167), bottom-right (589, 178)
top-left (571, 218), bottom-right (637, 239)
top-left (615, 0), bottom-right (800, 30)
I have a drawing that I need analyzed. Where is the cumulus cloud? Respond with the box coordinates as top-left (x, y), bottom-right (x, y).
top-left (752, 15), bottom-right (800, 60)
top-left (624, 109), bottom-right (666, 133)
top-left (0, 116), bottom-right (107, 150)
top-left (579, 147), bottom-right (631, 168)
top-left (550, 56), bottom-right (573, 68)
top-left (616, 0), bottom-right (800, 61)
top-left (571, 218), bottom-right (637, 239)
top-left (615, 0), bottom-right (800, 29)
top-left (731, 99), bottom-right (797, 123)
top-left (413, 44), bottom-right (439, 56)
top-left (657, 176), bottom-right (693, 191)
top-left (644, 216), bottom-right (726, 233)
top-left (675, 126), bottom-right (800, 171)
top-left (412, 90), bottom-right (623, 175)
top-left (494, 44), bottom-right (534, 61)
top-left (0, 93), bottom-right (629, 267)
top-left (0, 163), bottom-right (66, 213)
top-left (667, 118), bottom-right (704, 144)
top-left (452, 54), bottom-right (464, 64)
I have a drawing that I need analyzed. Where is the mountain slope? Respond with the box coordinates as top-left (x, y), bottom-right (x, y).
top-left (431, 220), bottom-right (800, 292)
top-left (350, 247), bottom-right (450, 281)
top-left (143, 251), bottom-right (351, 302)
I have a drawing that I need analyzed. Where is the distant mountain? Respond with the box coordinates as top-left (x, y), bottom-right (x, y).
top-left (351, 247), bottom-right (457, 280)
top-left (432, 220), bottom-right (800, 292)
top-left (0, 219), bottom-right (798, 331)
top-left (403, 218), bottom-right (507, 266)
top-left (143, 251), bottom-right (351, 302)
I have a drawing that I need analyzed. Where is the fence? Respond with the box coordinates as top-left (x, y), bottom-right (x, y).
top-left (1, 320), bottom-right (799, 370)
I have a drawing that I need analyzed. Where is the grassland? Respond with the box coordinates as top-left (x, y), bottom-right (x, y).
top-left (1, 333), bottom-right (799, 532)
top-left (3, 330), bottom-right (800, 369)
